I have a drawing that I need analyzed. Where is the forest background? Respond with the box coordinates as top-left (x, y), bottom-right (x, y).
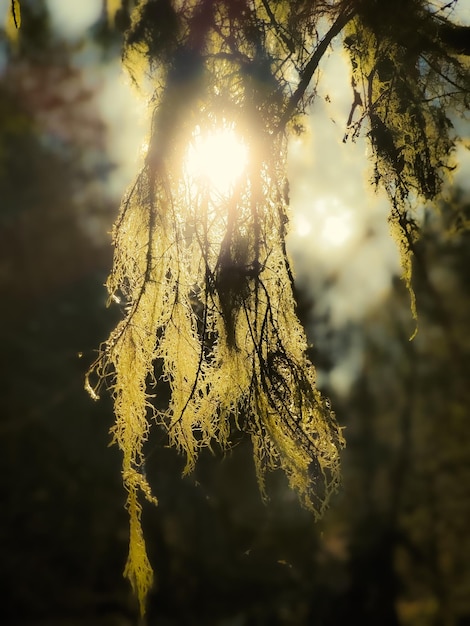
top-left (1, 1), bottom-right (470, 625)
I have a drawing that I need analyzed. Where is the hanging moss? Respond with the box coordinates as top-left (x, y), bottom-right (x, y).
top-left (343, 2), bottom-right (470, 334)
top-left (85, 0), bottom-right (470, 613)
top-left (86, 0), bottom-right (349, 613)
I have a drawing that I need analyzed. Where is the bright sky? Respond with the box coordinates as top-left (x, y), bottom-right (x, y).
top-left (45, 0), bottom-right (102, 38)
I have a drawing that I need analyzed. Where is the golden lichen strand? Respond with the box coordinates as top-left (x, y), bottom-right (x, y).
top-left (228, 158), bottom-right (344, 514)
top-left (259, 347), bottom-right (343, 515)
top-left (87, 174), bottom-right (166, 612)
top-left (388, 210), bottom-right (419, 340)
top-left (109, 289), bottom-right (161, 613)
top-left (123, 483), bottom-right (155, 616)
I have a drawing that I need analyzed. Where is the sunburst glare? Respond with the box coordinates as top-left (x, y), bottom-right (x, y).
top-left (185, 126), bottom-right (248, 194)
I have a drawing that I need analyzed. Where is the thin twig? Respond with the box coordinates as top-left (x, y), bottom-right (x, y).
top-left (277, 7), bottom-right (356, 132)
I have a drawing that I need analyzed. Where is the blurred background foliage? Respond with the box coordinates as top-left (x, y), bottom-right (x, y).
top-left (1, 2), bottom-right (469, 625)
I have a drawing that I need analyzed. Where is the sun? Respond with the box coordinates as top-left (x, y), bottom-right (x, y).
top-left (185, 126), bottom-right (249, 194)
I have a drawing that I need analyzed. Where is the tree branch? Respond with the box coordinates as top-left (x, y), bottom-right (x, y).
top-left (260, 0), bottom-right (295, 53)
top-left (437, 23), bottom-right (470, 56)
top-left (277, 7), bottom-right (356, 132)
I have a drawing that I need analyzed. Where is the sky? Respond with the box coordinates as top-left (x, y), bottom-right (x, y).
top-left (3, 0), bottom-right (470, 393)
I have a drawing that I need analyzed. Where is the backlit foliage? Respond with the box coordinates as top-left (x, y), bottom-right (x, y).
top-left (343, 0), bottom-right (470, 332)
top-left (81, 0), bottom-right (470, 614)
top-left (87, 0), bottom-right (353, 613)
